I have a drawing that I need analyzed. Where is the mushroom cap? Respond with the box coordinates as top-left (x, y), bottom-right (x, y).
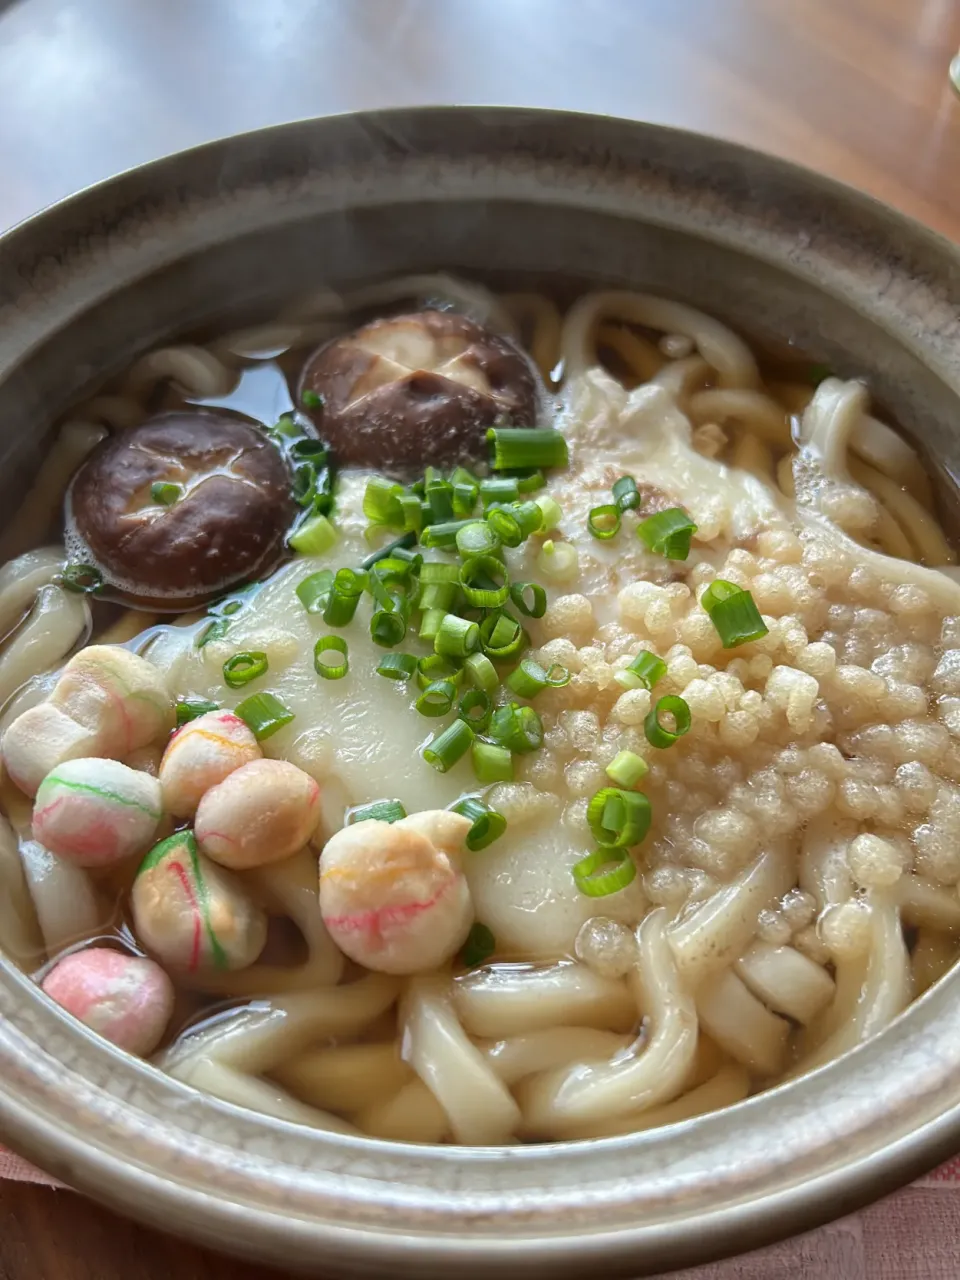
top-left (67, 411), bottom-right (295, 607)
top-left (298, 310), bottom-right (541, 471)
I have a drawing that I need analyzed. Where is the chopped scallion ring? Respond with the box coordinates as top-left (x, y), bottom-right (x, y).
top-left (453, 797), bottom-right (507, 852)
top-left (58, 563), bottom-right (103, 594)
top-left (322, 578), bottom-right (363, 627)
top-left (420, 561), bottom-right (460, 584)
top-left (370, 609), bottom-right (407, 648)
top-left (222, 651), bottom-right (268, 689)
top-left (416, 679), bottom-right (458, 717)
top-left (510, 580), bottom-right (547, 618)
top-left (288, 513), bottom-right (337, 555)
top-left (420, 519), bottom-right (474, 550)
top-left (572, 848), bottom-right (637, 897)
top-left (644, 694), bottom-right (691, 748)
top-left (434, 613), bottom-right (480, 659)
top-left (175, 698), bottom-right (220, 727)
top-left (487, 426), bottom-right (569, 471)
top-left (419, 607), bottom-right (446, 642)
top-left (464, 651), bottom-right (498, 694)
top-left (301, 388), bottom-right (324, 410)
top-left (234, 691), bottom-right (295, 740)
top-left (456, 520), bottom-right (501, 559)
top-left (615, 649), bottom-right (667, 691)
top-left (150, 481), bottom-right (181, 506)
top-left (536, 538), bottom-right (578, 581)
top-left (314, 634), bottom-right (349, 679)
top-left (361, 531), bottom-right (417, 571)
top-left (535, 495), bottom-right (563, 531)
top-left (612, 475), bottom-right (641, 511)
top-left (362, 477), bottom-right (404, 527)
top-left (700, 579), bottom-right (769, 648)
top-left (480, 476), bottom-right (520, 507)
top-left (605, 750), bottom-right (649, 788)
top-left (513, 500), bottom-right (544, 538)
top-left (457, 689), bottom-right (492, 732)
top-left (417, 653), bottom-right (463, 690)
top-left (588, 503), bottom-right (622, 540)
top-left (422, 718), bottom-right (475, 773)
top-left (486, 505), bottom-right (523, 548)
top-left (460, 921), bottom-right (497, 966)
top-left (347, 799), bottom-right (407, 824)
top-left (636, 507), bottom-right (697, 560)
top-left (376, 653), bottom-right (417, 681)
top-left (515, 469), bottom-right (546, 494)
top-left (296, 569), bottom-right (334, 614)
top-left (505, 657), bottom-right (570, 698)
top-left (479, 610), bottom-right (527, 661)
top-left (471, 740), bottom-right (514, 784)
top-left (459, 554), bottom-right (509, 608)
top-left (489, 702), bottom-right (544, 754)
top-left (586, 787), bottom-right (652, 848)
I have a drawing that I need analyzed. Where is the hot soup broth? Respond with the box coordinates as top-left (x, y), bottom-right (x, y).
top-left (1, 275), bottom-right (959, 1144)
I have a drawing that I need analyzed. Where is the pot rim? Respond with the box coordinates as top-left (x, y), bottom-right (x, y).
top-left (1, 105), bottom-right (959, 1278)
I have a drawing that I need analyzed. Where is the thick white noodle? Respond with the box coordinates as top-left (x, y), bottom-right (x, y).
top-left (0, 585), bottom-right (90, 711)
top-left (124, 345), bottom-right (235, 399)
top-left (162, 974), bottom-right (400, 1078)
top-left (517, 910), bottom-right (698, 1134)
top-left (735, 941), bottom-right (835, 1025)
top-left (0, 669), bottom-right (60, 735)
top-left (556, 1065), bottom-right (751, 1141)
top-left (168, 1057), bottom-right (358, 1134)
top-left (19, 839), bottom-right (106, 958)
top-left (695, 967), bottom-right (789, 1076)
top-left (78, 395), bottom-right (145, 431)
top-left (792, 891), bottom-right (912, 1078)
top-left (857, 414), bottom-right (931, 504)
top-left (799, 813), bottom-right (856, 911)
top-left (355, 1078), bottom-right (451, 1144)
top-left (687, 389), bottom-right (792, 447)
top-left (452, 962), bottom-right (636, 1039)
top-left (799, 377), bottom-right (869, 479)
top-left (561, 290), bottom-right (760, 387)
top-left (897, 874), bottom-right (960, 932)
top-left (0, 816), bottom-right (42, 969)
top-left (481, 1028), bottom-right (633, 1087)
top-left (0, 422), bottom-right (106, 561)
top-left (272, 1042), bottom-right (412, 1114)
top-left (401, 975), bottom-right (521, 1145)
top-left (667, 847), bottom-right (794, 986)
top-left (0, 548), bottom-right (65, 640)
top-left (650, 354), bottom-right (711, 401)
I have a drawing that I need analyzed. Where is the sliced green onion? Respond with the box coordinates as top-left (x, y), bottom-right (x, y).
top-left (417, 654), bottom-right (463, 690)
top-left (416, 679), bottom-right (458, 717)
top-left (489, 702), bottom-right (544, 754)
top-left (423, 718), bottom-right (474, 773)
top-left (480, 476), bottom-right (519, 508)
top-left (348, 799), bottom-right (407, 824)
top-left (291, 438), bottom-right (327, 461)
top-left (701, 580), bottom-right (769, 648)
top-left (636, 507), bottom-right (697, 560)
top-left (420, 561), bottom-right (460, 585)
top-left (588, 504), bottom-right (622, 540)
top-left (175, 698), bottom-right (219, 727)
top-left (453, 797), bottom-right (507, 851)
top-left (536, 538), bottom-right (578, 581)
top-left (644, 694), bottom-right (691, 748)
top-left (452, 480), bottom-right (480, 518)
top-left (459, 554), bottom-right (509, 608)
top-left (460, 921), bottom-right (496, 966)
top-left (505, 657), bottom-right (569, 698)
top-left (314, 634), bottom-right (349, 679)
top-left (510, 581), bottom-right (547, 618)
top-left (572, 848), bottom-right (637, 897)
top-left (196, 618), bottom-right (230, 648)
top-left (322, 571), bottom-right (364, 626)
top-left (293, 461), bottom-right (318, 507)
top-left (150, 481), bottom-right (181, 506)
top-left (512, 500), bottom-right (544, 538)
top-left (301, 388), bottom-right (324, 409)
top-left (223, 651), bottom-right (268, 689)
top-left (425, 472), bottom-right (454, 522)
top-left (456, 520), bottom-right (501, 559)
top-left (361, 531), bottom-right (416, 571)
top-left (486, 505), bottom-right (523, 548)
top-left (234, 691), bottom-right (295, 740)
top-left (515, 469), bottom-right (546, 494)
top-left (535, 495), bottom-right (563, 531)
top-left (471, 740), bottom-right (514, 784)
top-left (296, 569), bottom-right (334, 614)
top-left (605, 750), bottom-right (649, 788)
top-left (612, 475), bottom-right (641, 511)
top-left (435, 614), bottom-right (480, 659)
top-left (398, 493), bottom-right (424, 533)
top-left (419, 607), bottom-right (446, 642)
top-left (271, 413), bottom-right (302, 438)
top-left (419, 581), bottom-right (459, 613)
top-left (371, 609), bottom-right (407, 648)
top-left (420, 519), bottom-right (473, 550)
top-left (479, 610), bottom-right (527, 661)
top-left (465, 651), bottom-right (498, 694)
top-left (59, 563), bottom-right (103, 594)
top-left (363, 477), bottom-right (404, 527)
top-left (615, 650), bottom-right (667, 692)
top-left (587, 788), bottom-right (652, 848)
top-left (289, 513), bottom-right (337, 555)
top-left (487, 426), bottom-right (569, 471)
top-left (377, 653), bottom-right (417, 681)
top-left (458, 689), bottom-right (492, 732)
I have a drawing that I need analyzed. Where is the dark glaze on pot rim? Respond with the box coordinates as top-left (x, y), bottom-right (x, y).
top-left (0, 107), bottom-right (959, 1278)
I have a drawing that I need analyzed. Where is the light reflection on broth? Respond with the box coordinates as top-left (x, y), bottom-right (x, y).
top-left (0, 274), bottom-right (959, 1144)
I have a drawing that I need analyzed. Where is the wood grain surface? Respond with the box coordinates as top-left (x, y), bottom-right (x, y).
top-left (0, 0), bottom-right (958, 1276)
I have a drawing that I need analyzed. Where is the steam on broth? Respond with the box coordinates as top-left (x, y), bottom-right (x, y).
top-left (1, 273), bottom-right (960, 1145)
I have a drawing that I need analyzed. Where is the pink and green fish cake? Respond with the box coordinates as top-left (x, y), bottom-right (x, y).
top-left (131, 830), bottom-right (267, 973)
top-left (33, 757), bottom-right (163, 867)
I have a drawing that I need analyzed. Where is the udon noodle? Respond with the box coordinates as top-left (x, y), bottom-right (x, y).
top-left (1, 272), bottom-right (959, 1146)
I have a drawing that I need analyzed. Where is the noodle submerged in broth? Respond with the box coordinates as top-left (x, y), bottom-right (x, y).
top-left (1, 275), bottom-right (959, 1144)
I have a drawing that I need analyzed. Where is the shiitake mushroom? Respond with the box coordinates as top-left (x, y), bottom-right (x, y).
top-left (298, 310), bottom-right (542, 472)
top-left (67, 412), bottom-right (295, 607)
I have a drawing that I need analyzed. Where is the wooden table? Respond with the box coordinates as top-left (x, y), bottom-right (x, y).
top-left (0, 0), bottom-right (958, 1275)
